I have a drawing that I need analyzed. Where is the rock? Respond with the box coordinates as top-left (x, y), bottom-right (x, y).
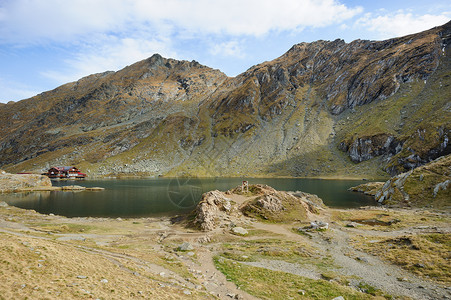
top-left (61, 185), bottom-right (86, 190)
top-left (0, 201), bottom-right (8, 207)
top-left (197, 235), bottom-right (211, 243)
top-left (193, 190), bottom-right (233, 231)
top-left (177, 242), bottom-right (194, 251)
top-left (231, 227), bottom-right (248, 236)
top-left (256, 194), bottom-right (284, 211)
top-left (310, 221), bottom-right (328, 230)
top-left (0, 172), bottom-right (52, 193)
top-left (356, 257), bottom-right (369, 263)
top-left (183, 290), bottom-right (191, 295)
top-left (373, 155), bottom-right (451, 207)
top-left (100, 279), bottom-right (108, 283)
top-left (345, 222), bottom-right (360, 228)
top-left (76, 275), bottom-right (87, 279)
top-left (332, 297), bottom-right (345, 300)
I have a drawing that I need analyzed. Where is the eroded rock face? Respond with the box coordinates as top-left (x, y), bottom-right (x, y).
top-left (339, 134), bottom-right (403, 163)
top-left (256, 194), bottom-right (285, 212)
top-left (193, 190), bottom-right (232, 231)
top-left (0, 172), bottom-right (52, 192)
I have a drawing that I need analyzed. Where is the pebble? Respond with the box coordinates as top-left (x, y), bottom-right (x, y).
top-left (100, 279), bottom-right (108, 283)
top-left (183, 290), bottom-right (192, 295)
top-left (332, 297), bottom-right (345, 300)
top-left (159, 272), bottom-right (166, 277)
top-left (77, 275), bottom-right (87, 279)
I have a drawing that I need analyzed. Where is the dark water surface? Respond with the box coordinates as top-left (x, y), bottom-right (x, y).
top-left (1, 177), bottom-right (376, 218)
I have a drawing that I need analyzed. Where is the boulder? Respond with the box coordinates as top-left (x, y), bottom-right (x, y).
top-left (193, 190), bottom-right (232, 231)
top-left (231, 227), bottom-right (248, 236)
top-left (177, 242), bottom-right (194, 251)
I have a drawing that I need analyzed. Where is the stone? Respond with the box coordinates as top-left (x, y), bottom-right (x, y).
top-left (332, 297), bottom-right (345, 300)
top-left (76, 275), bottom-right (87, 279)
top-left (345, 222), bottom-right (359, 228)
top-left (231, 227), bottom-right (248, 236)
top-left (177, 242), bottom-right (194, 251)
top-left (0, 201), bottom-right (8, 207)
top-left (310, 221), bottom-right (328, 230)
top-left (356, 257), bottom-right (369, 263)
top-left (183, 290), bottom-right (192, 295)
top-left (100, 279), bottom-right (108, 283)
top-left (193, 190), bottom-right (233, 231)
top-left (256, 194), bottom-right (284, 212)
top-left (197, 236), bottom-right (211, 243)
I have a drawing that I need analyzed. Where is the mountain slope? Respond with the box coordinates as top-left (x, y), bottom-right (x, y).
top-left (0, 22), bottom-right (450, 178)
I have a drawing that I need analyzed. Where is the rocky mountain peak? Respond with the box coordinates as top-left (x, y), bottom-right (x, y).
top-left (0, 22), bottom-right (449, 178)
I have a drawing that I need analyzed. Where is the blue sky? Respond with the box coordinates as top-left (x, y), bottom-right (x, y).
top-left (0, 0), bottom-right (449, 103)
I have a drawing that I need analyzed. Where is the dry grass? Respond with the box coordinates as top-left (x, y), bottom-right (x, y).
top-left (0, 232), bottom-right (207, 300)
top-left (352, 233), bottom-right (451, 284)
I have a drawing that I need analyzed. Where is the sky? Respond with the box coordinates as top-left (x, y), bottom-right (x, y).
top-left (0, 0), bottom-right (449, 103)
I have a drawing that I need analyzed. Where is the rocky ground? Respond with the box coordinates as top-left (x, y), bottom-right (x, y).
top-left (0, 185), bottom-right (449, 299)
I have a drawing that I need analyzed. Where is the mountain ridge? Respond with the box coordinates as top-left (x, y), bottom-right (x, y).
top-left (0, 21), bottom-right (450, 178)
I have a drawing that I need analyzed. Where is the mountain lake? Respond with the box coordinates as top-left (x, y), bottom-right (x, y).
top-left (1, 177), bottom-right (377, 218)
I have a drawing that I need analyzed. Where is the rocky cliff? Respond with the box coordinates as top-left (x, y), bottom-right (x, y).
top-left (0, 22), bottom-right (450, 178)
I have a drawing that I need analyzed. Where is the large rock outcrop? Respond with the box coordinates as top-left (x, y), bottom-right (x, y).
top-left (0, 171), bottom-right (52, 193)
top-left (193, 190), bottom-right (234, 231)
top-left (192, 184), bottom-right (325, 231)
top-left (241, 186), bottom-right (324, 222)
top-left (355, 154), bottom-right (451, 208)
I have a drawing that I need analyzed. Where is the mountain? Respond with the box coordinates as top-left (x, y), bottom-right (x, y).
top-left (1, 21), bottom-right (450, 178)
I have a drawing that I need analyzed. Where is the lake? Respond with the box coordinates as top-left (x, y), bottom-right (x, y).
top-left (0, 177), bottom-right (376, 218)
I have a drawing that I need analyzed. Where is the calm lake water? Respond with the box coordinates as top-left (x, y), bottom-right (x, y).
top-left (1, 177), bottom-right (376, 218)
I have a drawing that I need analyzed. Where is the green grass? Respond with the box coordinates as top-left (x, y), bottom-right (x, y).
top-left (214, 256), bottom-right (376, 300)
top-left (28, 223), bottom-right (95, 234)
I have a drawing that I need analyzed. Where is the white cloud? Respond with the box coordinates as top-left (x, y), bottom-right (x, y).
top-left (41, 35), bottom-right (178, 84)
top-left (0, 0), bottom-right (362, 44)
top-left (210, 40), bottom-right (245, 58)
top-left (356, 11), bottom-right (451, 39)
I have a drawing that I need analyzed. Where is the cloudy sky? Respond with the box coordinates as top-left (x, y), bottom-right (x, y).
top-left (0, 0), bottom-right (449, 103)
